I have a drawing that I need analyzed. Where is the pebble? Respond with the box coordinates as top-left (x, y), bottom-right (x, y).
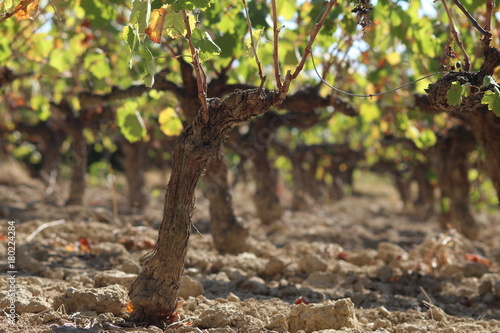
top-left (179, 275), bottom-right (204, 299)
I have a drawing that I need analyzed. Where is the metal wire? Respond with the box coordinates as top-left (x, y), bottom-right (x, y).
top-left (310, 54), bottom-right (447, 98)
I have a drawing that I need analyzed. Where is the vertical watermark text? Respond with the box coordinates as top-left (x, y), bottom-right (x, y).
top-left (6, 220), bottom-right (16, 324)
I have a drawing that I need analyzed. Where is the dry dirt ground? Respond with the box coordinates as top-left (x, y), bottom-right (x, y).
top-left (0, 168), bottom-right (499, 333)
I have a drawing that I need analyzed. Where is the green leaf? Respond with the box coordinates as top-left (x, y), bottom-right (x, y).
top-left (80, 0), bottom-right (117, 29)
top-left (276, 0), bottom-right (296, 20)
top-left (130, 0), bottom-right (151, 33)
top-left (481, 87), bottom-right (500, 117)
top-left (447, 81), bottom-right (464, 106)
top-left (139, 46), bottom-right (155, 87)
top-left (169, 0), bottom-right (214, 11)
top-left (482, 75), bottom-right (498, 88)
top-left (31, 95), bottom-right (51, 121)
top-left (359, 103), bottom-right (380, 123)
top-left (245, 28), bottom-right (263, 58)
top-left (117, 101), bottom-right (147, 143)
top-left (49, 48), bottom-right (75, 73)
top-left (416, 128), bottom-right (437, 150)
top-left (84, 52), bottom-right (112, 80)
top-left (2, 0), bottom-right (13, 11)
top-left (123, 25), bottom-right (139, 68)
top-left (123, 25), bottom-right (138, 53)
top-left (215, 32), bottom-right (242, 59)
top-left (164, 11), bottom-right (186, 38)
top-left (0, 38), bottom-right (12, 63)
top-left (191, 28), bottom-right (221, 61)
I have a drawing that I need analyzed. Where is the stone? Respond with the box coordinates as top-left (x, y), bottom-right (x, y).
top-left (16, 254), bottom-right (45, 275)
top-left (178, 275), bottom-right (204, 299)
top-left (114, 258), bottom-right (141, 274)
top-left (376, 265), bottom-right (393, 283)
top-left (0, 285), bottom-right (51, 314)
top-left (463, 262), bottom-right (489, 278)
top-left (266, 313), bottom-right (289, 332)
top-left (263, 257), bottom-right (286, 277)
top-left (298, 254), bottom-right (328, 273)
top-left (240, 276), bottom-right (269, 295)
top-left (373, 318), bottom-right (391, 330)
top-left (304, 272), bottom-right (337, 288)
top-left (197, 303), bottom-right (263, 330)
top-left (94, 270), bottom-right (137, 289)
top-left (287, 298), bottom-right (358, 333)
top-left (377, 242), bottom-right (408, 265)
top-left (349, 249), bottom-right (378, 266)
top-left (495, 280), bottom-right (500, 299)
top-left (52, 285), bottom-right (129, 316)
top-left (428, 306), bottom-right (447, 322)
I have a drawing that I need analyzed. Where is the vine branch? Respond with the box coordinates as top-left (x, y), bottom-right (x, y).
top-left (273, 0), bottom-right (337, 100)
top-left (242, 0), bottom-right (266, 89)
top-left (451, 0), bottom-right (491, 38)
top-left (182, 9), bottom-right (208, 124)
top-left (440, 0), bottom-right (470, 71)
top-left (271, 0), bottom-right (283, 91)
top-left (482, 0), bottom-right (495, 50)
top-left (0, 0), bottom-right (36, 24)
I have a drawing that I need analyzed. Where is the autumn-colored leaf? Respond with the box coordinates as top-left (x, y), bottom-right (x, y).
top-left (14, 0), bottom-right (39, 20)
top-left (0, 233), bottom-right (7, 241)
top-left (337, 251), bottom-right (349, 261)
top-left (145, 8), bottom-right (166, 44)
top-left (464, 253), bottom-right (490, 266)
top-left (142, 239), bottom-right (156, 249)
top-left (175, 297), bottom-right (184, 311)
top-left (294, 296), bottom-right (310, 305)
top-left (124, 301), bottom-right (134, 313)
top-left (79, 238), bottom-right (92, 253)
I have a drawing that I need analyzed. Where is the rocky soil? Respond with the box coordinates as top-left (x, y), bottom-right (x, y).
top-left (0, 170), bottom-right (499, 333)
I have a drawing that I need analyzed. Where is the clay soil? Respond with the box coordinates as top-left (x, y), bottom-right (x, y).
top-left (0, 167), bottom-right (499, 333)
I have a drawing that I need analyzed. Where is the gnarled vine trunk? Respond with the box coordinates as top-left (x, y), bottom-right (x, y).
top-left (250, 144), bottom-right (283, 224)
top-left (121, 139), bottom-right (149, 212)
top-left (129, 89), bottom-right (279, 325)
top-left (204, 148), bottom-right (249, 254)
top-left (65, 122), bottom-right (86, 206)
top-left (426, 45), bottom-right (500, 237)
top-left (467, 107), bottom-right (500, 200)
top-left (412, 162), bottom-right (435, 217)
top-left (433, 125), bottom-right (477, 239)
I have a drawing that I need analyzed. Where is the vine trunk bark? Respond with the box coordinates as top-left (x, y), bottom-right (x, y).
top-left (250, 144), bottom-right (283, 223)
top-left (121, 139), bottom-right (148, 212)
top-left (65, 122), bottom-right (86, 206)
top-left (129, 89), bottom-right (279, 325)
top-left (205, 148), bottom-right (249, 254)
top-left (433, 125), bottom-right (477, 239)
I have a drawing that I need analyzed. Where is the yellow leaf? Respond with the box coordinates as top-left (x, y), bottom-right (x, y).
top-left (145, 8), bottom-right (167, 44)
top-left (159, 107), bottom-right (183, 136)
top-left (14, 0), bottom-right (39, 20)
top-left (380, 120), bottom-right (389, 133)
top-left (386, 52), bottom-right (401, 66)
